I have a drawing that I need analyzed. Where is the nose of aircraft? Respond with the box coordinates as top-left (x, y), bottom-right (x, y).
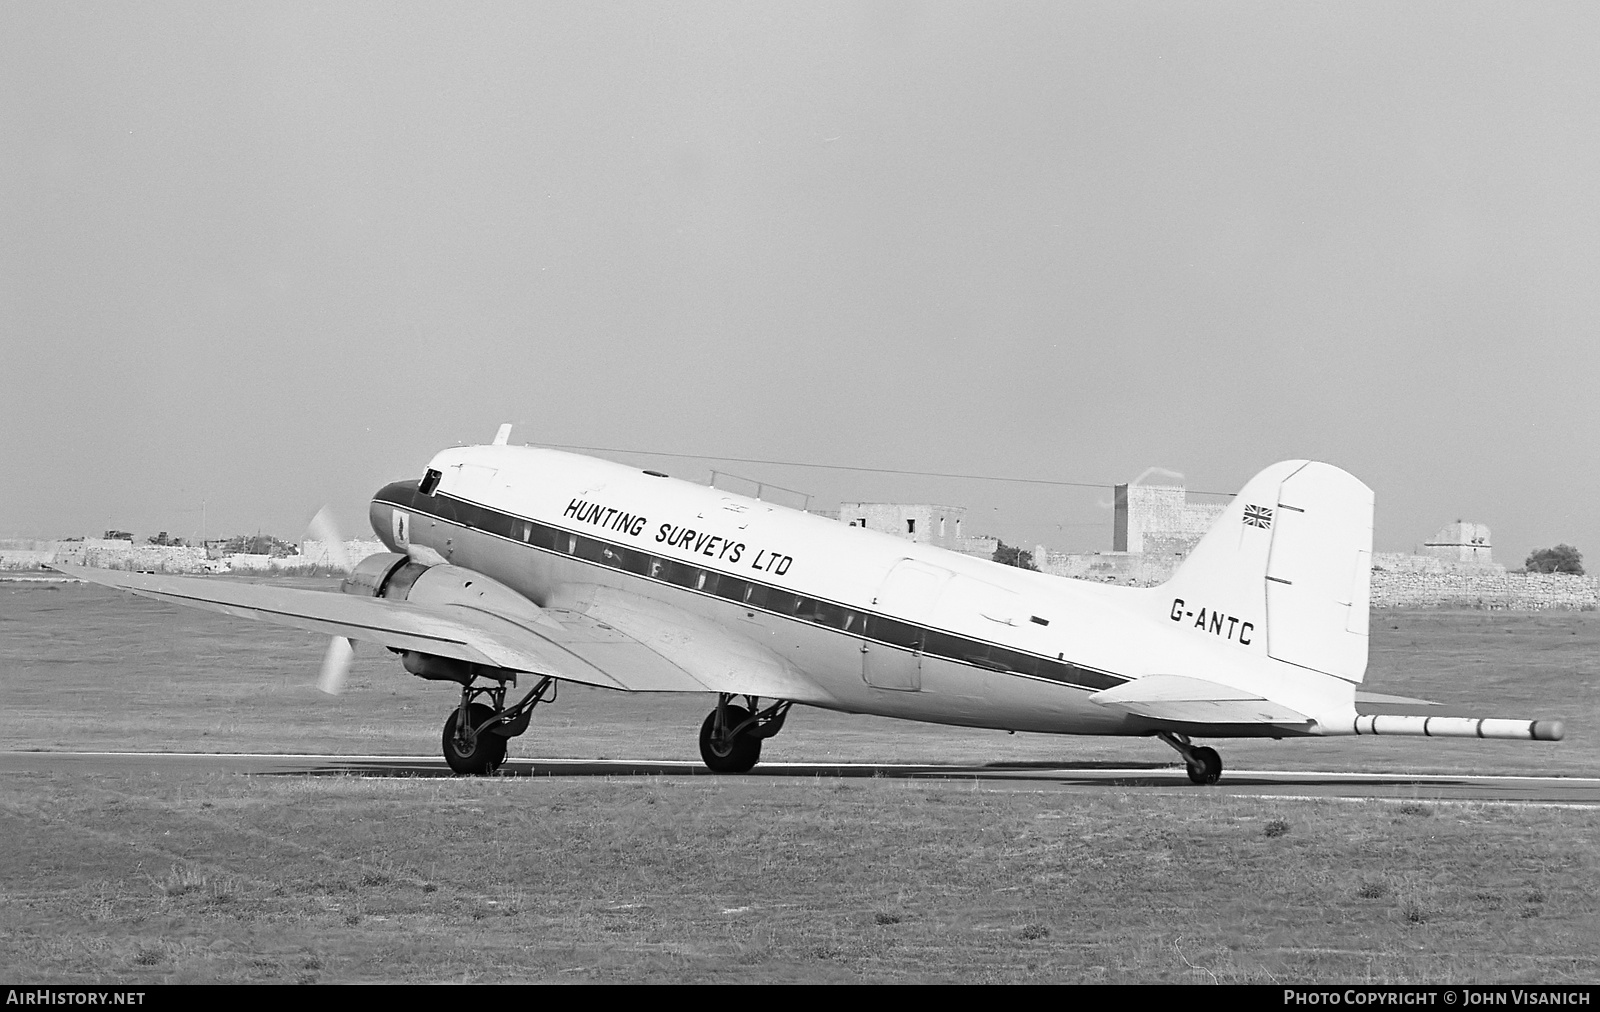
top-left (370, 479), bottom-right (418, 552)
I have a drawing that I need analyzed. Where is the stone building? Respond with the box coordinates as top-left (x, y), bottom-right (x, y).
top-left (835, 502), bottom-right (1004, 560)
top-left (1420, 521), bottom-right (1493, 565)
top-left (838, 502), bottom-right (966, 548)
top-left (1113, 483), bottom-right (1228, 555)
top-left (1024, 480), bottom-right (1229, 586)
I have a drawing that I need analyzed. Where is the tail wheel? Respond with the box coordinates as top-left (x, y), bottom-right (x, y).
top-left (699, 704), bottom-right (762, 773)
top-left (1186, 746), bottom-right (1223, 785)
top-left (443, 702), bottom-right (507, 775)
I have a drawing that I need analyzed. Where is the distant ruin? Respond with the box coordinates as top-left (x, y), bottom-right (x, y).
top-left (1420, 520), bottom-right (1494, 565)
top-left (1113, 483), bottom-right (1227, 556)
top-left (837, 501), bottom-right (999, 559)
top-left (1035, 482), bottom-right (1226, 586)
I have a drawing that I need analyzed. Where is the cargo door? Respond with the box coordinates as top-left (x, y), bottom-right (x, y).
top-left (861, 559), bottom-right (952, 691)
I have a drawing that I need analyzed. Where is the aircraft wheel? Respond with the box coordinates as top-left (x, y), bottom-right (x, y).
top-left (443, 703), bottom-right (507, 775)
top-left (699, 704), bottom-right (762, 773)
top-left (1186, 746), bottom-right (1223, 785)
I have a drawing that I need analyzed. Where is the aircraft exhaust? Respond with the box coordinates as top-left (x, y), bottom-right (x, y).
top-left (1353, 715), bottom-right (1564, 741)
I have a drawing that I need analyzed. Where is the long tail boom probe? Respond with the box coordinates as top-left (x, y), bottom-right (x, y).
top-left (1352, 715), bottom-right (1564, 741)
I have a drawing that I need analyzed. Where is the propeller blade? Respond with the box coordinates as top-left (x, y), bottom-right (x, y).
top-left (307, 505), bottom-right (351, 572)
top-left (317, 635), bottom-right (355, 695)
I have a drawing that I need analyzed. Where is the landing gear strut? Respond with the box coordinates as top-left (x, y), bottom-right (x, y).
top-left (441, 675), bottom-right (556, 775)
top-left (698, 694), bottom-right (792, 773)
top-left (1158, 731), bottom-right (1223, 785)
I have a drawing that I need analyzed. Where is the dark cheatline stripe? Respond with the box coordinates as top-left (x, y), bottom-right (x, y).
top-left (372, 482), bottom-right (1125, 693)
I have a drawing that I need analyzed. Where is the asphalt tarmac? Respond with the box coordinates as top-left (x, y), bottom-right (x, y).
top-left (4, 750), bottom-right (1597, 804)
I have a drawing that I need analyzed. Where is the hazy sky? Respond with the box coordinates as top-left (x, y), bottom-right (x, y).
top-left (3, 2), bottom-right (1596, 563)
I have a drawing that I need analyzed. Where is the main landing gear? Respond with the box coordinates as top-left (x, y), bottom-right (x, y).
top-left (440, 674), bottom-right (556, 775)
top-left (698, 694), bottom-right (792, 773)
top-left (1158, 731), bottom-right (1223, 785)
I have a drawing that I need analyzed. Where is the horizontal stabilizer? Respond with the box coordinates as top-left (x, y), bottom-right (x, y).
top-left (1089, 674), bottom-right (1312, 725)
top-left (1355, 690), bottom-right (1440, 708)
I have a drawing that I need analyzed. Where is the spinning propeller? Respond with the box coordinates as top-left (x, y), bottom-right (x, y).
top-left (308, 505), bottom-right (355, 695)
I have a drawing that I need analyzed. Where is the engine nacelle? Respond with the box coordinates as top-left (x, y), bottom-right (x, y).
top-left (340, 553), bottom-right (532, 684)
top-left (341, 552), bottom-right (414, 598)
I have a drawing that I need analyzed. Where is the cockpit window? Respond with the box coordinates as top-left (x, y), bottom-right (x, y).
top-left (418, 469), bottom-right (442, 496)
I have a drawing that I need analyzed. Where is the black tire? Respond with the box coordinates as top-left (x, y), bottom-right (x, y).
top-left (442, 702), bottom-right (507, 775)
top-left (1186, 746), bottom-right (1223, 785)
top-left (698, 704), bottom-right (762, 773)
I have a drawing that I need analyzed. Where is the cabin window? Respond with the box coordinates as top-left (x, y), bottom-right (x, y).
top-left (794, 597), bottom-right (827, 623)
top-left (573, 537), bottom-right (609, 564)
top-left (520, 521), bottom-right (533, 542)
top-left (663, 560), bottom-right (698, 588)
top-left (418, 469), bottom-right (441, 496)
top-left (906, 519), bottom-right (916, 535)
top-left (715, 576), bottom-right (748, 602)
top-left (766, 591), bottom-right (804, 616)
top-left (872, 618), bottom-right (923, 652)
top-left (528, 524), bottom-right (559, 551)
top-left (813, 602), bottom-right (857, 631)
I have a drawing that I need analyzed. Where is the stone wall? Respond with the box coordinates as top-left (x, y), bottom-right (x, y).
top-left (296, 540), bottom-right (391, 568)
top-left (0, 548), bottom-right (56, 569)
top-left (954, 535), bottom-right (1000, 560)
top-left (1032, 548), bottom-right (1597, 609)
top-left (1035, 549), bottom-right (1182, 586)
top-left (0, 538), bottom-right (390, 575)
top-left (1370, 568), bottom-right (1596, 610)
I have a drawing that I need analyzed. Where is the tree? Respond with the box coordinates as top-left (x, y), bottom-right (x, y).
top-left (993, 541), bottom-right (1038, 571)
top-left (1524, 544), bottom-right (1584, 576)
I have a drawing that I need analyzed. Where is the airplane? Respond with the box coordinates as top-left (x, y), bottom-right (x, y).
top-left (54, 426), bottom-right (1564, 783)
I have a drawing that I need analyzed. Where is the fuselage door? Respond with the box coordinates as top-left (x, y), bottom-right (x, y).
top-left (862, 559), bottom-right (954, 691)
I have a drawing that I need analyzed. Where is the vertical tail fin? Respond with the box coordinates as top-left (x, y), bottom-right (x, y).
top-left (1161, 461), bottom-right (1374, 683)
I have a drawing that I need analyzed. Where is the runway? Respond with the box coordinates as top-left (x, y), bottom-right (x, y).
top-left (4, 750), bottom-right (1597, 804)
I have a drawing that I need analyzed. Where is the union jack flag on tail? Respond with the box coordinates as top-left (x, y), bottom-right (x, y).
top-left (1242, 504), bottom-right (1273, 529)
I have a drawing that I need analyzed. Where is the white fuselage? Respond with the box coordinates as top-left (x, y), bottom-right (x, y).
top-left (368, 446), bottom-right (1346, 737)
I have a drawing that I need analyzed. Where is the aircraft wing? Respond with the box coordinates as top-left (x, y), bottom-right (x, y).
top-left (51, 565), bottom-right (835, 703)
top-left (543, 583), bottom-right (838, 704)
top-left (1087, 674), bottom-right (1314, 725)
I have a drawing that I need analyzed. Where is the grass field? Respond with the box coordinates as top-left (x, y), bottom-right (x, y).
top-left (2, 581), bottom-right (1597, 983)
